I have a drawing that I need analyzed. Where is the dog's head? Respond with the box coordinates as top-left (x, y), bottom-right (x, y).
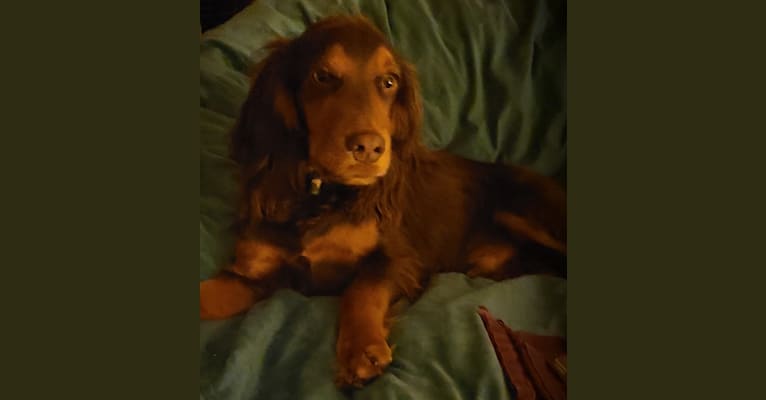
top-left (232, 15), bottom-right (422, 188)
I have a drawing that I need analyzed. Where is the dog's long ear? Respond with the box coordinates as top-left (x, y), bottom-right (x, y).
top-left (230, 38), bottom-right (307, 225)
top-left (230, 38), bottom-right (299, 167)
top-left (391, 59), bottom-right (424, 160)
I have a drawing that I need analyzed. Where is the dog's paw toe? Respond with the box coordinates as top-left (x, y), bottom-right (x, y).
top-left (335, 338), bottom-right (392, 388)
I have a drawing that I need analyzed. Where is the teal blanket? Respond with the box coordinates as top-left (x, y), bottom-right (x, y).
top-left (201, 274), bottom-right (566, 399)
top-left (200, 0), bottom-right (566, 398)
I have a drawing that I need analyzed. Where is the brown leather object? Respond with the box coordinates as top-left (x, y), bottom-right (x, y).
top-left (478, 307), bottom-right (566, 400)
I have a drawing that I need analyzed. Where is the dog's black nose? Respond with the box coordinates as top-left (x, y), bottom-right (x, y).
top-left (345, 132), bottom-right (385, 164)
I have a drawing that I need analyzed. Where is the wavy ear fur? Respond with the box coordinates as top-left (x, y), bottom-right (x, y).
top-left (231, 38), bottom-right (299, 166)
top-left (230, 39), bottom-right (307, 224)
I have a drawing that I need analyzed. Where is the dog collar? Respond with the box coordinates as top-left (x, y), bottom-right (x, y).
top-left (309, 177), bottom-right (322, 195)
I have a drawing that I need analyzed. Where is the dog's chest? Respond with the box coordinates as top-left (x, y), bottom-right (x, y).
top-left (300, 218), bottom-right (378, 266)
top-left (293, 189), bottom-right (379, 291)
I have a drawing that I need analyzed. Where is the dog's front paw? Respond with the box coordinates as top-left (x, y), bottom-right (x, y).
top-left (335, 332), bottom-right (392, 388)
top-left (200, 275), bottom-right (258, 320)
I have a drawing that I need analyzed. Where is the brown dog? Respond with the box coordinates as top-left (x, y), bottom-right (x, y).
top-left (200, 15), bottom-right (566, 388)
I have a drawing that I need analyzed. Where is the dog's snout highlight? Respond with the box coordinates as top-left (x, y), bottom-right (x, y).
top-left (345, 131), bottom-right (386, 164)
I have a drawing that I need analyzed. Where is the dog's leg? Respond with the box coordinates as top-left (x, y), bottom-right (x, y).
top-left (229, 238), bottom-right (289, 280)
top-left (488, 164), bottom-right (567, 254)
top-left (199, 273), bottom-right (268, 320)
top-left (334, 255), bottom-right (420, 388)
top-left (494, 211), bottom-right (567, 254)
top-left (466, 241), bottom-right (519, 280)
top-left (335, 278), bottom-right (394, 387)
top-left (200, 234), bottom-right (300, 320)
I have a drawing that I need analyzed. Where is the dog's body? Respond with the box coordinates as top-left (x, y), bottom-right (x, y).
top-left (200, 15), bottom-right (566, 388)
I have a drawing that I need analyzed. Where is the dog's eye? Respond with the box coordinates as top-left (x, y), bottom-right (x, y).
top-left (313, 69), bottom-right (336, 85)
top-left (379, 74), bottom-right (399, 90)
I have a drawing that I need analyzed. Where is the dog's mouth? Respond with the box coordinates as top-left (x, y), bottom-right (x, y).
top-left (308, 162), bottom-right (385, 187)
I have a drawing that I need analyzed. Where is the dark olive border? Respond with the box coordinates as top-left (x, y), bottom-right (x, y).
top-left (4, 1), bottom-right (199, 398)
top-left (570, 1), bottom-right (763, 398)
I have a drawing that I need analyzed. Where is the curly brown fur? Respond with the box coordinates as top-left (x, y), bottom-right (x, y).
top-left (200, 15), bottom-right (566, 388)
